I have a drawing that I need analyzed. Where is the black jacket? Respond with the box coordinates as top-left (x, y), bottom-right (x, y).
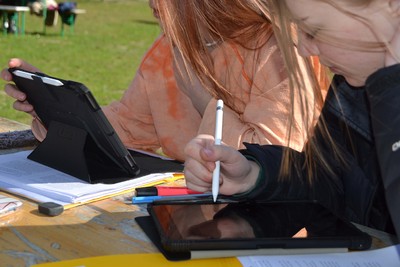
top-left (239, 65), bottom-right (400, 236)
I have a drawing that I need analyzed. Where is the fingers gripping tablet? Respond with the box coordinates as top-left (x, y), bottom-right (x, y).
top-left (9, 67), bottom-right (141, 183)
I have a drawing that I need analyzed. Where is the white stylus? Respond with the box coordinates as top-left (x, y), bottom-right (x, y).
top-left (212, 99), bottom-right (224, 202)
top-left (13, 69), bottom-right (64, 86)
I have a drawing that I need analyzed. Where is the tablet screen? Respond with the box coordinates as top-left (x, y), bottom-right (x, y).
top-left (148, 201), bottom-right (372, 252)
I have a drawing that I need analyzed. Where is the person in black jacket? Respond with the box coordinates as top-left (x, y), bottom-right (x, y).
top-left (183, 0), bottom-right (400, 238)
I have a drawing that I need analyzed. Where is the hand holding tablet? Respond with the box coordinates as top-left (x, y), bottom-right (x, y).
top-left (9, 67), bottom-right (141, 183)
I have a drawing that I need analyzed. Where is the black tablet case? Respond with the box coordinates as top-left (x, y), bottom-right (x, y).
top-left (136, 215), bottom-right (191, 261)
top-left (10, 68), bottom-right (183, 183)
top-left (139, 201), bottom-right (372, 261)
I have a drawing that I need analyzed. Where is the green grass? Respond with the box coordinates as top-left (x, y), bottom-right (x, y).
top-left (0, 0), bottom-right (161, 124)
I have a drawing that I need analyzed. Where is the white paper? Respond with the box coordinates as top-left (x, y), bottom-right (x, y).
top-left (0, 150), bottom-right (178, 205)
top-left (238, 244), bottom-right (400, 267)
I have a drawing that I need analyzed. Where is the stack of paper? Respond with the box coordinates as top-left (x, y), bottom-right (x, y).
top-left (0, 150), bottom-right (182, 206)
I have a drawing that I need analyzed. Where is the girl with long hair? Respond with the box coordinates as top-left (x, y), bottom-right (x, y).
top-left (183, 0), bottom-right (400, 236)
top-left (2, 0), bottom-right (326, 161)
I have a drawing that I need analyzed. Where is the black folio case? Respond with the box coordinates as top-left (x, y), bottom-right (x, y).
top-left (9, 68), bottom-right (182, 183)
top-left (138, 200), bottom-right (372, 260)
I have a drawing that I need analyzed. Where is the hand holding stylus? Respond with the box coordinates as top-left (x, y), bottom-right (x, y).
top-left (183, 103), bottom-right (261, 198)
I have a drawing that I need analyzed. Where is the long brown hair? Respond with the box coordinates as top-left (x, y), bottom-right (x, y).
top-left (252, 0), bottom-right (364, 181)
top-left (155, 0), bottom-right (274, 110)
top-left (157, 0), bottom-right (330, 181)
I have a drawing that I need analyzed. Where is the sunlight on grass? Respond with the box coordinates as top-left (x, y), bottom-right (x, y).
top-left (0, 0), bottom-right (161, 124)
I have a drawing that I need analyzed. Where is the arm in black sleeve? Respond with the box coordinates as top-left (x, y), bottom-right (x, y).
top-left (236, 143), bottom-right (345, 216)
top-left (366, 64), bottom-right (400, 237)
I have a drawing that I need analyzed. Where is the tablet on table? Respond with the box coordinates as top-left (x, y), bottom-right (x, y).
top-left (143, 200), bottom-right (372, 258)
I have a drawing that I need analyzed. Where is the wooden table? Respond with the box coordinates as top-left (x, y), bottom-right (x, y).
top-left (0, 117), bottom-right (396, 266)
top-left (0, 159), bottom-right (155, 266)
top-left (0, 190), bottom-right (156, 266)
top-left (0, 118), bottom-right (159, 266)
top-left (0, 117), bottom-right (30, 132)
top-left (0, 117), bottom-right (37, 150)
